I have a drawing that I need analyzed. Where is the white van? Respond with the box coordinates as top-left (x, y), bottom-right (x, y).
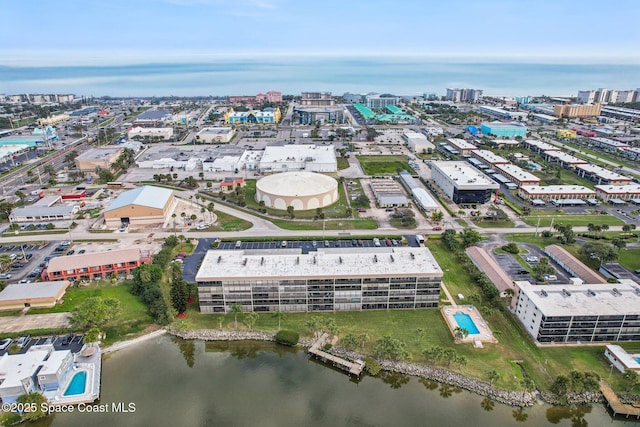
top-left (415, 235), bottom-right (425, 245)
top-left (373, 238), bottom-right (381, 247)
top-left (235, 240), bottom-right (242, 248)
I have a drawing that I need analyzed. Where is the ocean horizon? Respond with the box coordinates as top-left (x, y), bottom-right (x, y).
top-left (1, 57), bottom-right (639, 98)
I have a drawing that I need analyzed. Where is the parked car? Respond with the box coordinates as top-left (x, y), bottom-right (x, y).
top-left (235, 240), bottom-right (242, 248)
top-left (44, 335), bottom-right (56, 345)
top-left (77, 249), bottom-right (86, 254)
top-left (0, 338), bottom-right (11, 351)
top-left (16, 335), bottom-right (30, 347)
top-left (61, 334), bottom-right (73, 345)
top-left (196, 224), bottom-right (210, 230)
top-left (66, 250), bottom-right (75, 256)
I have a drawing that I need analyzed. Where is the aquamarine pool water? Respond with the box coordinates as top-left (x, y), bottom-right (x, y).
top-left (634, 357), bottom-right (640, 364)
top-left (63, 371), bottom-right (87, 396)
top-left (453, 312), bottom-right (480, 334)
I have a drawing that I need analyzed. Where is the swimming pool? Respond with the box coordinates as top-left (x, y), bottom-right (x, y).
top-left (634, 357), bottom-right (640, 364)
top-left (453, 312), bottom-right (480, 335)
top-left (63, 370), bottom-right (87, 396)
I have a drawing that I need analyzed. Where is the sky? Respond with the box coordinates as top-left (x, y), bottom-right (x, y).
top-left (1, 0), bottom-right (640, 65)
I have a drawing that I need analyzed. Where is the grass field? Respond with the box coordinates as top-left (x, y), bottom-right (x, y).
top-left (522, 214), bottom-right (624, 227)
top-left (356, 155), bottom-right (416, 175)
top-left (208, 211), bottom-right (252, 231)
top-left (27, 281), bottom-right (154, 345)
top-left (472, 219), bottom-right (516, 228)
top-left (618, 248), bottom-right (640, 271)
top-left (336, 157), bottom-right (350, 170)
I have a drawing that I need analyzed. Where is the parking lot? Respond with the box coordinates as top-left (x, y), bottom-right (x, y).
top-left (0, 331), bottom-right (85, 356)
top-left (493, 243), bottom-right (570, 284)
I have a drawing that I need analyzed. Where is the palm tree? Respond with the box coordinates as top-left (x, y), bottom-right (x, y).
top-left (456, 354), bottom-right (468, 370)
top-left (453, 327), bottom-right (468, 342)
top-left (0, 254), bottom-right (11, 272)
top-left (274, 310), bottom-right (286, 330)
top-left (443, 348), bottom-right (456, 368)
top-left (521, 377), bottom-right (535, 398)
top-left (487, 369), bottom-right (500, 386)
top-left (171, 213), bottom-right (177, 235)
top-left (230, 304), bottom-right (243, 329)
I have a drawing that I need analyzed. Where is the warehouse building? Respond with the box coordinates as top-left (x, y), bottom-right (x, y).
top-left (0, 281), bottom-right (70, 311)
top-left (447, 138), bottom-right (477, 156)
top-left (429, 161), bottom-right (499, 204)
top-left (402, 131), bottom-right (434, 153)
top-left (196, 247), bottom-right (443, 313)
top-left (75, 147), bottom-right (124, 175)
top-left (103, 185), bottom-right (176, 228)
top-left (196, 127), bottom-right (235, 143)
top-left (398, 171), bottom-right (440, 211)
top-left (370, 179), bottom-right (408, 207)
top-left (9, 196), bottom-right (79, 223)
top-left (494, 164), bottom-right (541, 187)
top-left (514, 280), bottom-right (640, 343)
top-left (480, 122), bottom-right (527, 138)
top-left (259, 144), bottom-right (337, 173)
top-left (518, 185), bottom-right (596, 202)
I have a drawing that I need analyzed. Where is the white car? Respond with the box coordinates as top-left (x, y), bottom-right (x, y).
top-left (0, 338), bottom-right (11, 351)
top-left (196, 224), bottom-right (210, 230)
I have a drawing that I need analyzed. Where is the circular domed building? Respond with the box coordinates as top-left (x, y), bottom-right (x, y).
top-left (256, 172), bottom-right (338, 211)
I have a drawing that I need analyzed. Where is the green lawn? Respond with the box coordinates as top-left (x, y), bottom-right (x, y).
top-left (472, 219), bottom-right (516, 228)
top-left (207, 211), bottom-right (252, 231)
top-left (27, 281), bottom-right (154, 344)
top-left (336, 157), bottom-right (350, 170)
top-left (522, 214), bottom-right (624, 227)
top-left (356, 155), bottom-right (416, 175)
top-left (618, 248), bottom-right (640, 271)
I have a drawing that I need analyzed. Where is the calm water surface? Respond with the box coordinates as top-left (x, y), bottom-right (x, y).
top-left (36, 336), bottom-right (639, 427)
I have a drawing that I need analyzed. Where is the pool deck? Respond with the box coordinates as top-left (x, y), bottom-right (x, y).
top-left (442, 305), bottom-right (498, 345)
top-left (47, 344), bottom-right (101, 406)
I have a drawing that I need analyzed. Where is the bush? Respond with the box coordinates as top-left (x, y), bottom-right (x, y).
top-left (501, 242), bottom-right (519, 254)
top-left (363, 357), bottom-right (381, 376)
top-left (275, 330), bottom-right (299, 346)
top-left (323, 343), bottom-right (332, 351)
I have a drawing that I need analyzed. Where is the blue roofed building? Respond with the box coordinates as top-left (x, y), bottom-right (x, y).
top-left (104, 185), bottom-right (176, 228)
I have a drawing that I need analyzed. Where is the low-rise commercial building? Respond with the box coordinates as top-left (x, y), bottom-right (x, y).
top-left (127, 127), bottom-right (173, 141)
top-left (196, 247), bottom-right (443, 313)
top-left (542, 151), bottom-right (589, 167)
top-left (447, 138), bottom-right (477, 156)
top-left (518, 185), bottom-right (595, 202)
top-left (595, 184), bottom-right (640, 201)
top-left (0, 281), bottom-right (70, 311)
top-left (75, 147), bottom-right (124, 174)
top-left (477, 106), bottom-right (527, 121)
top-left (544, 244), bottom-right (607, 284)
top-left (402, 131), bottom-right (434, 153)
top-left (556, 129), bottom-right (577, 138)
top-left (42, 248), bottom-right (151, 282)
top-left (104, 185), bottom-right (176, 228)
top-left (575, 164), bottom-right (632, 185)
top-left (293, 106), bottom-right (345, 125)
top-left (589, 137), bottom-right (630, 153)
top-left (398, 171), bottom-right (440, 211)
top-left (514, 279), bottom-right (640, 343)
top-left (470, 150), bottom-right (509, 168)
top-left (224, 108), bottom-right (281, 124)
top-left (259, 144), bottom-right (337, 173)
top-left (196, 127), bottom-right (235, 143)
top-left (429, 161), bottom-right (499, 204)
top-left (494, 164), bottom-right (541, 187)
top-left (370, 179), bottom-right (408, 207)
top-left (9, 196), bottom-right (79, 223)
top-left (524, 139), bottom-right (559, 154)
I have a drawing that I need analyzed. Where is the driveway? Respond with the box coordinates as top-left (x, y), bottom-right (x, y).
top-left (0, 313), bottom-right (71, 333)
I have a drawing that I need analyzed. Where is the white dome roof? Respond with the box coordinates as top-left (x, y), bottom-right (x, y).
top-left (257, 172), bottom-right (337, 197)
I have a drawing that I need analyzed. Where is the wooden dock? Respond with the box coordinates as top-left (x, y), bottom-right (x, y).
top-left (600, 380), bottom-right (640, 419)
top-left (308, 333), bottom-right (365, 376)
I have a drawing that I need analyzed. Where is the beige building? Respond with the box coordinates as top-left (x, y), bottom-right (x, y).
top-left (0, 281), bottom-right (70, 311)
top-left (196, 127), bottom-right (235, 143)
top-left (127, 127), bottom-right (174, 141)
top-left (75, 147), bottom-right (124, 174)
top-left (553, 103), bottom-right (602, 118)
top-left (104, 185), bottom-right (176, 228)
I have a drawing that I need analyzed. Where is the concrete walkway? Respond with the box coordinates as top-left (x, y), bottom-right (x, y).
top-left (0, 312), bottom-right (70, 333)
top-left (440, 282), bottom-right (457, 307)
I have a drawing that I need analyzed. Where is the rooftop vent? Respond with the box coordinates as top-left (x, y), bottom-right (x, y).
top-left (261, 257), bottom-right (264, 265)
top-left (587, 289), bottom-right (596, 297)
top-left (373, 255), bottom-right (378, 263)
top-left (612, 288), bottom-right (621, 296)
top-left (410, 252), bottom-right (415, 260)
top-left (242, 258), bottom-right (247, 266)
top-left (339, 256), bottom-right (343, 264)
top-left (540, 290), bottom-right (548, 297)
top-left (296, 256), bottom-right (299, 265)
top-left (313, 256), bottom-right (317, 264)
top-left (217, 255), bottom-right (222, 264)
top-left (390, 255), bottom-right (394, 262)
top-left (562, 289), bottom-right (572, 297)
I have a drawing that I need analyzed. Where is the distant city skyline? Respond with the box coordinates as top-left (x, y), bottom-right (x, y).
top-left (1, 0), bottom-right (640, 66)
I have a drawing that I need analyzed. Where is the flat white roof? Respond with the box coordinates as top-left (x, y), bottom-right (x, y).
top-left (39, 349), bottom-right (71, 376)
top-left (472, 150), bottom-right (509, 164)
top-left (197, 127), bottom-right (234, 135)
top-left (402, 131), bottom-right (427, 140)
top-left (0, 281), bottom-right (69, 302)
top-left (0, 348), bottom-right (50, 390)
top-left (494, 164), bottom-right (540, 182)
top-left (595, 184), bottom-right (640, 194)
top-left (526, 139), bottom-right (559, 151)
top-left (260, 144), bottom-right (336, 165)
top-left (196, 247), bottom-right (443, 281)
top-left (544, 151), bottom-right (588, 164)
top-left (430, 161), bottom-right (499, 190)
top-left (447, 138), bottom-right (477, 150)
top-left (519, 185), bottom-right (595, 195)
top-left (605, 345), bottom-right (640, 370)
top-left (590, 137), bottom-right (629, 148)
top-left (515, 279), bottom-right (640, 317)
top-left (575, 164), bottom-right (631, 181)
